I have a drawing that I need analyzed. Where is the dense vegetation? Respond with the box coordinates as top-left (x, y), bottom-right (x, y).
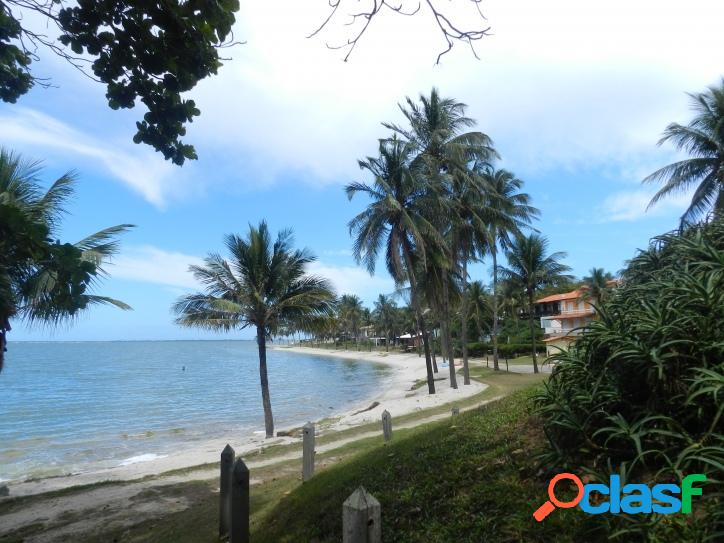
top-left (536, 217), bottom-right (724, 541)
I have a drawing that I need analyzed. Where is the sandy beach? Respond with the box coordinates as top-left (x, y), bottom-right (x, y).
top-left (3, 346), bottom-right (485, 499)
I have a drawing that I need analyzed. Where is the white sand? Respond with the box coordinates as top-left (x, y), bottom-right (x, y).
top-left (5, 347), bottom-right (485, 498)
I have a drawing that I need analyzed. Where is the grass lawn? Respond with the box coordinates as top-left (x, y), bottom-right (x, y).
top-left (252, 388), bottom-right (594, 542)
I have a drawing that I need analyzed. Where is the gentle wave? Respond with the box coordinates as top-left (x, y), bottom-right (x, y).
top-left (1, 341), bottom-right (389, 482)
top-left (118, 453), bottom-right (168, 467)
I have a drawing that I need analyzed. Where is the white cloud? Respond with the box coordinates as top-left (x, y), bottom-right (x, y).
top-left (183, 0), bottom-right (724, 188)
top-left (307, 262), bottom-right (396, 304)
top-left (0, 108), bottom-right (178, 207)
top-left (109, 246), bottom-right (204, 289)
top-left (108, 246), bottom-right (394, 305)
top-left (599, 189), bottom-right (691, 222)
top-left (4, 0), bottom-right (723, 203)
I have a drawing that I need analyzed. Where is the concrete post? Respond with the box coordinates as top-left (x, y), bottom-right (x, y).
top-left (302, 422), bottom-right (315, 482)
top-left (343, 486), bottom-right (381, 543)
top-left (229, 457), bottom-right (250, 543)
top-left (381, 410), bottom-right (392, 442)
top-left (219, 444), bottom-right (235, 537)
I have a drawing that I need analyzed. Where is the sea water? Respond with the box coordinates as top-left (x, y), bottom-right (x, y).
top-left (0, 341), bottom-right (388, 482)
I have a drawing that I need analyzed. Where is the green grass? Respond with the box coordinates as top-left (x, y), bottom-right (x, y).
top-left (251, 388), bottom-right (595, 542)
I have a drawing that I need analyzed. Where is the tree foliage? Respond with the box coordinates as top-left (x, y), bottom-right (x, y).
top-left (1, 0), bottom-right (240, 164)
top-left (0, 148), bottom-right (133, 372)
top-left (644, 78), bottom-right (724, 226)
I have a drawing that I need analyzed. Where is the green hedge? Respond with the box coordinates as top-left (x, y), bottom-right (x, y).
top-left (463, 341), bottom-right (546, 358)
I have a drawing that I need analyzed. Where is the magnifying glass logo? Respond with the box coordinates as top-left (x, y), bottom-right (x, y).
top-left (533, 473), bottom-right (584, 522)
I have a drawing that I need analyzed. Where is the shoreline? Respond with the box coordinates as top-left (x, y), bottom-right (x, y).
top-left (3, 346), bottom-right (485, 498)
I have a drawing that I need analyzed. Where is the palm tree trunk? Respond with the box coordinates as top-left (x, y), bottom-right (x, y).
top-left (422, 313), bottom-right (438, 373)
top-left (431, 337), bottom-right (438, 372)
top-left (491, 244), bottom-right (500, 371)
top-left (0, 318), bottom-right (8, 374)
top-left (442, 275), bottom-right (458, 389)
top-left (257, 325), bottom-right (275, 437)
top-left (460, 258), bottom-right (471, 385)
top-left (403, 249), bottom-right (435, 395)
top-left (527, 292), bottom-right (539, 374)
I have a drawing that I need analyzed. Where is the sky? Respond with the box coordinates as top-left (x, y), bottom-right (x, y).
top-left (3, 0), bottom-right (723, 341)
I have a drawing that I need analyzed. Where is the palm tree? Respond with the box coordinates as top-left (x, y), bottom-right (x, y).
top-left (499, 277), bottom-right (525, 340)
top-left (0, 149), bottom-right (133, 373)
top-left (339, 294), bottom-right (364, 349)
top-left (386, 88), bottom-right (497, 388)
top-left (644, 79), bottom-right (724, 226)
top-left (480, 167), bottom-right (538, 371)
top-left (581, 267), bottom-right (615, 304)
top-left (498, 234), bottom-right (571, 373)
top-left (467, 280), bottom-right (491, 343)
top-left (347, 136), bottom-right (438, 394)
top-left (450, 167), bottom-right (499, 384)
top-left (373, 294), bottom-right (397, 352)
top-left (172, 222), bottom-right (335, 437)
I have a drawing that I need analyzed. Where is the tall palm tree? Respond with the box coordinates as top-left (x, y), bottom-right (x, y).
top-left (347, 136), bottom-right (438, 394)
top-left (373, 294), bottom-right (397, 352)
top-left (498, 234), bottom-right (571, 373)
top-left (0, 149), bottom-right (133, 373)
top-left (172, 222), bottom-right (335, 437)
top-left (480, 167), bottom-right (538, 371)
top-left (467, 280), bottom-right (491, 343)
top-left (450, 167), bottom-right (499, 384)
top-left (339, 294), bottom-right (364, 348)
top-left (499, 277), bottom-right (525, 339)
top-left (581, 267), bottom-right (615, 304)
top-left (386, 88), bottom-right (497, 388)
top-left (644, 79), bottom-right (724, 226)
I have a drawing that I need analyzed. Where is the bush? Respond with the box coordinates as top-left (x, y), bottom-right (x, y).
top-left (536, 218), bottom-right (724, 541)
top-left (463, 342), bottom-right (546, 358)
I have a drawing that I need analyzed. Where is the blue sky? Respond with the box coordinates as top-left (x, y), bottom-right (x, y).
top-left (3, 0), bottom-right (723, 341)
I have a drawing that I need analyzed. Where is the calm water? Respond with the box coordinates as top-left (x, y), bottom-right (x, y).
top-left (0, 341), bottom-right (388, 482)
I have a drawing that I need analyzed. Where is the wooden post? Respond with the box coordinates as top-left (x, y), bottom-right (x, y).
top-left (343, 486), bottom-right (381, 543)
top-left (229, 457), bottom-right (250, 543)
top-left (381, 410), bottom-right (392, 442)
top-left (302, 422), bottom-right (315, 481)
top-left (219, 444), bottom-right (235, 537)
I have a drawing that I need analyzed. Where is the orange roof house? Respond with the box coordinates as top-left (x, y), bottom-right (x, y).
top-left (535, 289), bottom-right (596, 355)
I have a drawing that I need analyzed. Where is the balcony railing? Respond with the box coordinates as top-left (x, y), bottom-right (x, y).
top-left (543, 328), bottom-right (583, 338)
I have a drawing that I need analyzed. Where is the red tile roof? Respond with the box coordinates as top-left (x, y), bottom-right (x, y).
top-left (535, 289), bottom-right (582, 304)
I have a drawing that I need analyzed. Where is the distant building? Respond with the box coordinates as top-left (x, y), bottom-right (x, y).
top-left (397, 332), bottom-right (422, 350)
top-left (535, 289), bottom-right (596, 356)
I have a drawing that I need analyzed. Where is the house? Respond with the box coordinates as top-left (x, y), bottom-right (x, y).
top-left (397, 332), bottom-right (422, 349)
top-left (535, 289), bottom-right (596, 356)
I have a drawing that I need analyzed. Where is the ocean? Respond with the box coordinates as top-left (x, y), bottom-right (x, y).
top-left (0, 341), bottom-right (388, 482)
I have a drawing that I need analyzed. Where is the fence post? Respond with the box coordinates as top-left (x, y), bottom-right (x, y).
top-left (381, 410), bottom-right (392, 442)
top-left (302, 422), bottom-right (315, 482)
top-left (229, 457), bottom-right (250, 543)
top-left (343, 486), bottom-right (381, 543)
top-left (219, 444), bottom-right (235, 537)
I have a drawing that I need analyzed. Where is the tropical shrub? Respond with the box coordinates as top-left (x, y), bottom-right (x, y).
top-left (536, 217), bottom-right (724, 541)
top-left (464, 342), bottom-right (546, 358)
